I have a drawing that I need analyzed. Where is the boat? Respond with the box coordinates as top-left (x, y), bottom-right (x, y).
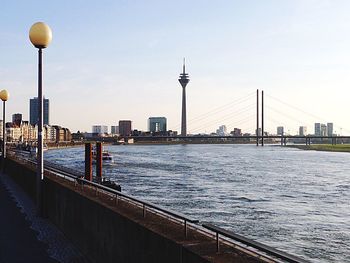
top-left (101, 179), bottom-right (121, 191)
top-left (92, 149), bottom-right (114, 163)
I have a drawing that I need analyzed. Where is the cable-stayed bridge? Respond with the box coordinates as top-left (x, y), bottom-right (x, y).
top-left (129, 89), bottom-right (350, 145)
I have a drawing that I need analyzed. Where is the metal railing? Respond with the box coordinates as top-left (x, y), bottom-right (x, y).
top-left (8, 153), bottom-right (310, 262)
top-left (203, 224), bottom-right (309, 263)
top-left (22, 157), bottom-right (199, 237)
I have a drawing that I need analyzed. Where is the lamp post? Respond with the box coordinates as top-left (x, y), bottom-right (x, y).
top-left (0, 89), bottom-right (9, 167)
top-left (29, 22), bottom-right (52, 214)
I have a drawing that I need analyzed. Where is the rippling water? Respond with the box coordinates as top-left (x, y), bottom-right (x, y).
top-left (45, 144), bottom-right (350, 262)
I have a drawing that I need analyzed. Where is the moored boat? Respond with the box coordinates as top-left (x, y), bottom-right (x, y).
top-left (92, 149), bottom-right (114, 163)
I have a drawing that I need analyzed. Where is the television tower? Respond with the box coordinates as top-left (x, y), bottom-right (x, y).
top-left (178, 58), bottom-right (190, 136)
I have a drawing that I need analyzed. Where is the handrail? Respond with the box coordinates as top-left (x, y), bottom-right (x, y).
top-left (202, 224), bottom-right (309, 263)
top-left (21, 156), bottom-right (198, 236)
top-left (9, 154), bottom-right (310, 261)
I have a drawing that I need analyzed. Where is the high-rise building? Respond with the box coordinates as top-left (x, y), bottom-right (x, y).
top-left (12, 113), bottom-right (22, 126)
top-left (30, 97), bottom-right (49, 125)
top-left (231, 128), bottom-right (242, 136)
top-left (321, 124), bottom-right (327, 136)
top-left (148, 117), bottom-right (167, 132)
top-left (92, 125), bottom-right (108, 134)
top-left (327, 123), bottom-right (333, 137)
top-left (216, 125), bottom-right (228, 136)
top-left (299, 126), bottom-right (307, 136)
top-left (277, 126), bottom-right (284, 136)
top-left (111, 126), bottom-right (119, 135)
top-left (119, 120), bottom-right (132, 136)
top-left (178, 58), bottom-right (190, 136)
top-left (314, 123), bottom-right (321, 136)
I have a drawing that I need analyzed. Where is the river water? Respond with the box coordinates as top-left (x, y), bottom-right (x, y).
top-left (44, 144), bottom-right (350, 262)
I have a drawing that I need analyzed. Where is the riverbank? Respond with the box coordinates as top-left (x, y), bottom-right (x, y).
top-left (46, 141), bottom-right (113, 150)
top-left (286, 144), bottom-right (350, 153)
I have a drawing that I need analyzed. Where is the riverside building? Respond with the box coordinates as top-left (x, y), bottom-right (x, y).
top-left (92, 125), bottom-right (108, 135)
top-left (12, 113), bottom-right (22, 126)
top-left (299, 126), bottom-right (307, 136)
top-left (30, 97), bottom-right (49, 125)
top-left (111, 126), bottom-right (119, 135)
top-left (119, 120), bottom-right (132, 136)
top-left (148, 117), bottom-right (167, 132)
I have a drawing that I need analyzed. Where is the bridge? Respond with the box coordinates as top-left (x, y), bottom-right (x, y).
top-left (159, 89), bottom-right (349, 144)
top-left (119, 134), bottom-right (350, 146)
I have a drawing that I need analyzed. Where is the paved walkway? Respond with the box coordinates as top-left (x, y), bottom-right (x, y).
top-left (0, 173), bottom-right (88, 263)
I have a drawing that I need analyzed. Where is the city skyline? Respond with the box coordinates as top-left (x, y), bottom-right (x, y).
top-left (0, 96), bottom-right (340, 136)
top-left (2, 1), bottom-right (350, 134)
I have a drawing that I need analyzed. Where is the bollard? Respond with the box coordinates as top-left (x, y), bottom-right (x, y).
top-left (96, 142), bottom-right (102, 182)
top-left (85, 143), bottom-right (92, 181)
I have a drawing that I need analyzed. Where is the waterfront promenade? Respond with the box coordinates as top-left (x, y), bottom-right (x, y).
top-left (0, 172), bottom-right (87, 263)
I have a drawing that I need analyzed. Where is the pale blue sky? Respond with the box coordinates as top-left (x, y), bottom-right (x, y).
top-left (1, 0), bottom-right (350, 134)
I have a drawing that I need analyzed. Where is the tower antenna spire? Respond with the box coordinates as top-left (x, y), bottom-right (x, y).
top-left (183, 57), bottom-right (186, 74)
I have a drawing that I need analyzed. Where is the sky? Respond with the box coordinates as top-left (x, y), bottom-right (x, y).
top-left (2, 0), bottom-right (350, 135)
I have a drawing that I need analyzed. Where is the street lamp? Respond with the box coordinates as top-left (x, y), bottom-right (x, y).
top-left (0, 89), bottom-right (9, 165)
top-left (29, 22), bottom-right (52, 214)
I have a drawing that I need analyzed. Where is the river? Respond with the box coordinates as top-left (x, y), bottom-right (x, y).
top-left (44, 144), bottom-right (350, 262)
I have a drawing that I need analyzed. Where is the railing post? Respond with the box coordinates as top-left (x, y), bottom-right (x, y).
top-left (216, 232), bottom-right (219, 252)
top-left (85, 143), bottom-right (92, 181)
top-left (184, 219), bottom-right (187, 237)
top-left (261, 90), bottom-right (264, 147)
top-left (96, 142), bottom-right (102, 183)
top-left (256, 89), bottom-right (259, 146)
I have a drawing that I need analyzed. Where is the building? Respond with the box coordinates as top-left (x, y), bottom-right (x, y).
top-left (111, 126), bottom-right (119, 135)
top-left (92, 125), bottom-right (108, 135)
top-left (148, 117), bottom-right (167, 132)
top-left (216, 125), bottom-right (228, 136)
top-left (0, 119), bottom-right (71, 143)
top-left (7, 123), bottom-right (21, 142)
top-left (299, 126), bottom-right (307, 136)
top-left (72, 131), bottom-right (84, 141)
top-left (314, 123), bottom-right (321, 136)
top-left (63, 128), bottom-right (72, 142)
top-left (178, 59), bottom-right (190, 136)
top-left (230, 128), bottom-right (242, 136)
top-left (327, 123), bottom-right (333, 137)
top-left (12, 113), bottom-right (22, 126)
top-left (119, 120), bottom-right (132, 136)
top-left (321, 124), bottom-right (327, 136)
top-left (30, 97), bottom-right (49, 125)
top-left (277, 126), bottom-right (284, 136)
top-left (20, 121), bottom-right (33, 142)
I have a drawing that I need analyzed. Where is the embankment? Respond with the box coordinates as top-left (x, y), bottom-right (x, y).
top-left (3, 156), bottom-right (263, 263)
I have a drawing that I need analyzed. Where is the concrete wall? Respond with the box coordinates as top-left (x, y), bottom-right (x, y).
top-left (4, 158), bottom-right (210, 263)
top-left (4, 158), bottom-right (36, 200)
